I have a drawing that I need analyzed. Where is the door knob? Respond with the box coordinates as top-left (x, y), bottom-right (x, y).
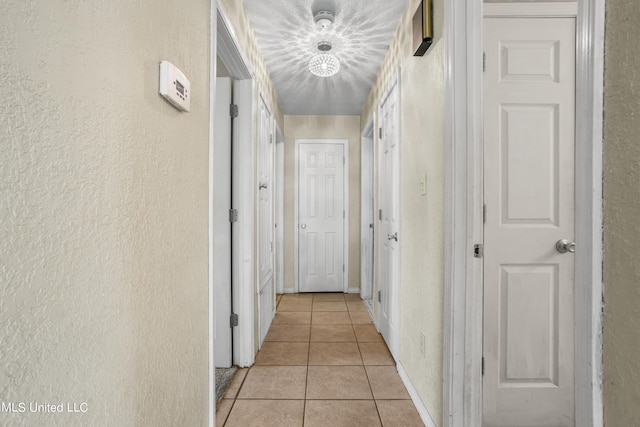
top-left (555, 239), bottom-right (576, 254)
top-left (300, 224), bottom-right (306, 229)
top-left (388, 232), bottom-right (398, 241)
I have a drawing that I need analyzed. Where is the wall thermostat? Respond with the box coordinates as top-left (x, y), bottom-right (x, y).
top-left (159, 60), bottom-right (191, 112)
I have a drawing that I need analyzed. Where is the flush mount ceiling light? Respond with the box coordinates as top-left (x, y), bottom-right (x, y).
top-left (314, 10), bottom-right (334, 30)
top-left (309, 53), bottom-right (340, 77)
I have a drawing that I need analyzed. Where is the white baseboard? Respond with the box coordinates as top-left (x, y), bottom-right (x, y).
top-left (280, 288), bottom-right (295, 294)
top-left (397, 362), bottom-right (437, 427)
top-left (348, 287), bottom-right (360, 294)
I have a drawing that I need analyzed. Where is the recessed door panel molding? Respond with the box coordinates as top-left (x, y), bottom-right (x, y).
top-left (296, 140), bottom-right (346, 293)
top-left (500, 264), bottom-right (559, 385)
top-left (500, 103), bottom-right (560, 226)
top-left (483, 16), bottom-right (576, 426)
top-left (500, 40), bottom-right (560, 82)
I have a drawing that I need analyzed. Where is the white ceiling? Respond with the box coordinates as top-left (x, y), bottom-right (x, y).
top-left (242, 0), bottom-right (408, 116)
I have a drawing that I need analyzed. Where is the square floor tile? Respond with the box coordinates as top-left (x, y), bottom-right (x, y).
top-left (349, 311), bottom-right (373, 324)
top-left (272, 311), bottom-right (311, 325)
top-left (215, 399), bottom-right (234, 426)
top-left (304, 400), bottom-right (381, 427)
top-left (313, 293), bottom-right (346, 302)
top-left (306, 366), bottom-right (373, 399)
top-left (238, 366), bottom-right (307, 399)
top-left (312, 311), bottom-right (352, 325)
top-left (308, 342), bottom-right (363, 365)
top-left (223, 368), bottom-right (248, 399)
top-left (313, 301), bottom-right (348, 312)
top-left (225, 400), bottom-right (305, 427)
top-left (310, 325), bottom-right (356, 342)
top-left (376, 400), bottom-right (424, 426)
top-left (344, 293), bottom-right (364, 302)
top-left (354, 324), bottom-right (384, 342)
top-left (265, 324), bottom-right (310, 342)
top-left (347, 301), bottom-right (368, 312)
top-left (365, 366), bottom-right (410, 399)
top-left (358, 342), bottom-right (395, 365)
top-left (277, 299), bottom-right (313, 312)
top-left (255, 342), bottom-right (309, 365)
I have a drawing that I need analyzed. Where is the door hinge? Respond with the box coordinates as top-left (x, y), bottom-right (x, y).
top-left (379, 128), bottom-right (382, 139)
top-left (230, 103), bottom-right (239, 118)
top-left (474, 244), bottom-right (484, 258)
top-left (482, 357), bottom-right (485, 376)
top-left (483, 204), bottom-right (487, 224)
top-left (229, 208), bottom-right (238, 223)
top-left (378, 290), bottom-right (382, 303)
top-left (343, 156), bottom-right (346, 165)
top-left (483, 52), bottom-right (486, 72)
top-left (379, 209), bottom-right (383, 221)
top-left (343, 264), bottom-right (345, 272)
top-left (230, 313), bottom-right (239, 328)
top-left (343, 210), bottom-right (345, 219)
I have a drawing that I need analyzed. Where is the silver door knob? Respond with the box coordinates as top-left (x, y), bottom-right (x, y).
top-left (556, 239), bottom-right (576, 253)
top-left (300, 224), bottom-right (306, 229)
top-left (388, 232), bottom-right (398, 241)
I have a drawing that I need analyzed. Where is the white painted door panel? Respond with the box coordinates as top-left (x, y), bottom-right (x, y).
top-left (257, 96), bottom-right (274, 348)
top-left (213, 77), bottom-right (232, 368)
top-left (298, 142), bottom-right (345, 293)
top-left (483, 17), bottom-right (576, 426)
top-left (378, 79), bottom-right (400, 360)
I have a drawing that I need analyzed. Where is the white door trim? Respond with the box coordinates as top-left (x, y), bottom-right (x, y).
top-left (443, 1), bottom-right (604, 426)
top-left (444, 0), bottom-right (605, 426)
top-left (211, 0), bottom-right (256, 378)
top-left (294, 139), bottom-right (349, 293)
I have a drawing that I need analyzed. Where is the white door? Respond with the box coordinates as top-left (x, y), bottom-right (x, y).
top-left (275, 138), bottom-right (285, 295)
top-left (360, 129), bottom-right (375, 301)
top-left (298, 141), bottom-right (345, 293)
top-left (378, 79), bottom-right (400, 360)
top-left (482, 17), bottom-right (576, 426)
top-left (213, 77), bottom-right (233, 368)
top-left (257, 96), bottom-right (274, 348)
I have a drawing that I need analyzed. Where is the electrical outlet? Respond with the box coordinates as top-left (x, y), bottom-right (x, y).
top-left (419, 332), bottom-right (426, 357)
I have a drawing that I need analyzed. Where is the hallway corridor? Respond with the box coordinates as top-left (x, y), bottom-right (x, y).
top-left (215, 293), bottom-right (424, 426)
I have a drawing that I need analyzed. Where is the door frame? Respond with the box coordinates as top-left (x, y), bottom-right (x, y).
top-left (293, 139), bottom-right (349, 293)
top-left (210, 2), bottom-right (256, 423)
top-left (360, 114), bottom-right (375, 301)
top-left (443, 1), bottom-right (605, 426)
top-left (376, 70), bottom-right (402, 361)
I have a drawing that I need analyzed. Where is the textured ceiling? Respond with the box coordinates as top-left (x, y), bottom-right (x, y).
top-left (243, 0), bottom-right (408, 115)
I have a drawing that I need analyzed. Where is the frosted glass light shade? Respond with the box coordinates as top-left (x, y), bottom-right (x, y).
top-left (308, 54), bottom-right (340, 77)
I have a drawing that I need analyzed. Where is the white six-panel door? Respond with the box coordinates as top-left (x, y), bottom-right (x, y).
top-left (378, 78), bottom-right (400, 360)
top-left (257, 95), bottom-right (274, 348)
top-left (298, 141), bottom-right (345, 293)
top-left (483, 17), bottom-right (576, 426)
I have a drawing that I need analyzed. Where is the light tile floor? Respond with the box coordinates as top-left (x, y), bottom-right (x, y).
top-left (216, 293), bottom-right (424, 426)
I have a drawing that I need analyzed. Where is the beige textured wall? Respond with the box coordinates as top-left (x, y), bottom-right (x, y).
top-left (361, 0), bottom-right (445, 423)
top-left (283, 116), bottom-right (361, 292)
top-left (603, 0), bottom-right (640, 424)
top-left (0, 1), bottom-right (210, 426)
